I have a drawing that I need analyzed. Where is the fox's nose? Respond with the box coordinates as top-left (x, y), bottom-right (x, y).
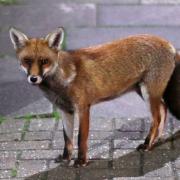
top-left (28, 75), bottom-right (42, 84)
top-left (30, 76), bottom-right (38, 83)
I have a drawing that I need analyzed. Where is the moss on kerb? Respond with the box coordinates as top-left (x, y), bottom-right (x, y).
top-left (0, 0), bottom-right (18, 5)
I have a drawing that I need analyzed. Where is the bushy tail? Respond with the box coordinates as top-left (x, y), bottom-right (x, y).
top-left (164, 53), bottom-right (180, 119)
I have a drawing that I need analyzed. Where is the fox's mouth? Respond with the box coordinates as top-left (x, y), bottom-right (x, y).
top-left (27, 75), bottom-right (42, 85)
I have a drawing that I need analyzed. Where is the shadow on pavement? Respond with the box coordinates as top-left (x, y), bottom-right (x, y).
top-left (25, 130), bottom-right (180, 180)
top-left (0, 80), bottom-right (43, 116)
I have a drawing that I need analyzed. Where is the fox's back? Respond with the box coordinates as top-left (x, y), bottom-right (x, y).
top-left (70, 34), bottom-right (176, 100)
top-left (79, 34), bottom-right (175, 68)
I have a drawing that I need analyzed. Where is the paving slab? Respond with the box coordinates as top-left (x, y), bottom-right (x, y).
top-left (17, 160), bottom-right (47, 178)
top-left (98, 5), bottom-right (180, 26)
top-left (143, 163), bottom-right (173, 177)
top-left (115, 117), bottom-right (144, 132)
top-left (91, 91), bottom-right (148, 119)
top-left (46, 166), bottom-right (77, 180)
top-left (2, 179), bottom-right (23, 180)
top-left (0, 140), bottom-right (50, 150)
top-left (22, 0), bottom-right (140, 5)
top-left (0, 132), bottom-right (21, 142)
top-left (66, 27), bottom-right (180, 50)
top-left (0, 151), bottom-right (18, 171)
top-left (141, 0), bottom-right (180, 4)
top-left (52, 131), bottom-right (65, 150)
top-left (0, 80), bottom-right (52, 116)
top-left (0, 56), bottom-right (24, 83)
top-left (0, 170), bottom-right (12, 179)
top-left (113, 131), bottom-right (142, 140)
top-left (89, 117), bottom-right (114, 131)
top-left (29, 118), bottom-right (56, 131)
top-left (24, 131), bottom-right (52, 141)
top-left (0, 119), bottom-right (24, 133)
top-left (143, 150), bottom-right (173, 167)
top-left (88, 130), bottom-right (114, 140)
top-left (0, 158), bottom-right (16, 169)
top-left (80, 168), bottom-right (141, 179)
top-left (0, 3), bottom-right (96, 28)
top-left (113, 177), bottom-right (175, 180)
top-left (88, 140), bottom-right (110, 159)
top-left (114, 139), bottom-right (144, 149)
top-left (20, 150), bottom-right (62, 160)
top-left (10, 97), bottom-right (53, 117)
top-left (113, 150), bottom-right (141, 169)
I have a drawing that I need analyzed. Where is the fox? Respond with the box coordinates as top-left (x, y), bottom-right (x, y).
top-left (9, 27), bottom-right (180, 167)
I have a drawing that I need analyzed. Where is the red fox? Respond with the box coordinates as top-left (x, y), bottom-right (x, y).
top-left (9, 27), bottom-right (180, 167)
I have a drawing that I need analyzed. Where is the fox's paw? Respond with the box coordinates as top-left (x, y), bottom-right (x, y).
top-left (54, 154), bottom-right (63, 163)
top-left (54, 154), bottom-right (71, 165)
top-left (136, 143), bottom-right (152, 152)
top-left (74, 159), bottom-right (89, 168)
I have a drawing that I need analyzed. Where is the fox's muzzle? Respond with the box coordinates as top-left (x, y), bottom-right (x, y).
top-left (28, 75), bottom-right (42, 85)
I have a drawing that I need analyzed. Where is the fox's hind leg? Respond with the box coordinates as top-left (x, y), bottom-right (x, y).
top-left (136, 84), bottom-right (167, 140)
top-left (136, 54), bottom-right (174, 151)
top-left (55, 111), bottom-right (74, 163)
top-left (137, 82), bottom-right (168, 151)
top-left (137, 96), bottom-right (164, 150)
top-left (158, 101), bottom-right (167, 138)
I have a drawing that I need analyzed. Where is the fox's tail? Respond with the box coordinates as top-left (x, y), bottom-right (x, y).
top-left (164, 52), bottom-right (180, 119)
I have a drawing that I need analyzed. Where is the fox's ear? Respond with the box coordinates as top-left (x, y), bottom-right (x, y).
top-left (9, 27), bottom-right (29, 50)
top-left (45, 27), bottom-right (64, 51)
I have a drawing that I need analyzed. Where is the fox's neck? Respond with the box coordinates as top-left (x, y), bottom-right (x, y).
top-left (39, 52), bottom-right (75, 114)
top-left (41, 51), bottom-right (76, 88)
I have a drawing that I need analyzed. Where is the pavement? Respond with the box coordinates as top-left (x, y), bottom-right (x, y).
top-left (0, 0), bottom-right (180, 179)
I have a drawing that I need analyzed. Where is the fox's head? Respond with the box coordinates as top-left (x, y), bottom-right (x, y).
top-left (9, 27), bottom-right (64, 85)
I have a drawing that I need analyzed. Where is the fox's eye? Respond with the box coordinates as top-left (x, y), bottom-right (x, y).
top-left (41, 59), bottom-right (49, 65)
top-left (24, 58), bottom-right (32, 65)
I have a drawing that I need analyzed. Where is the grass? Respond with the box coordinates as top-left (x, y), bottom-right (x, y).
top-left (15, 111), bottom-right (61, 121)
top-left (52, 111), bottom-right (61, 121)
top-left (23, 113), bottom-right (34, 121)
top-left (0, 0), bottom-right (18, 5)
top-left (21, 114), bottom-right (33, 140)
top-left (11, 168), bottom-right (17, 178)
top-left (0, 115), bottom-right (6, 124)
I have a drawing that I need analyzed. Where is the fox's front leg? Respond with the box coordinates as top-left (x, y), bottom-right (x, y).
top-left (55, 110), bottom-right (74, 163)
top-left (74, 104), bottom-right (90, 167)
